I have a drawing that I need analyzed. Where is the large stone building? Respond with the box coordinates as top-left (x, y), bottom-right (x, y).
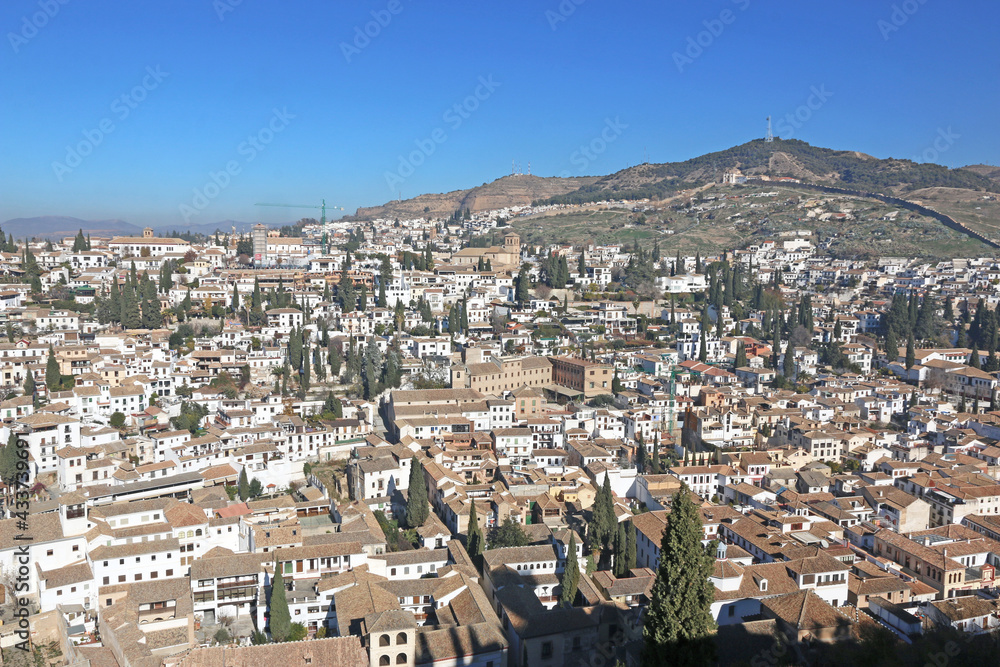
top-left (108, 227), bottom-right (190, 258)
top-left (451, 348), bottom-right (552, 395)
top-left (550, 356), bottom-right (614, 399)
top-left (449, 231), bottom-right (521, 269)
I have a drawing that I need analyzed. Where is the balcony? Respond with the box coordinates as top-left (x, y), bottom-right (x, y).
top-left (138, 607), bottom-right (176, 624)
top-left (218, 578), bottom-right (258, 590)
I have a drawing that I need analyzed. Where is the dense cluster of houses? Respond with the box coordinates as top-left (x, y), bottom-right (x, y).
top-left (2, 211), bottom-right (1000, 666)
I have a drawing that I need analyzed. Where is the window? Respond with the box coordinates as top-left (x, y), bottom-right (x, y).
top-left (379, 658), bottom-right (390, 666)
top-left (396, 655), bottom-right (407, 665)
top-left (541, 641), bottom-right (554, 659)
top-left (380, 635), bottom-right (391, 647)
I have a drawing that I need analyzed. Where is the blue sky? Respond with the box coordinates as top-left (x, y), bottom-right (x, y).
top-left (1, 0), bottom-right (998, 227)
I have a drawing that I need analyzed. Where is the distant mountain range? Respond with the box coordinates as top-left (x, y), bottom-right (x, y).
top-left (350, 138), bottom-right (999, 215)
top-left (536, 138), bottom-right (1000, 206)
top-left (11, 139), bottom-right (999, 241)
top-left (0, 217), bottom-right (284, 241)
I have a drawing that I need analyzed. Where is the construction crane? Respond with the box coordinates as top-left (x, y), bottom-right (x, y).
top-left (254, 200), bottom-right (344, 253)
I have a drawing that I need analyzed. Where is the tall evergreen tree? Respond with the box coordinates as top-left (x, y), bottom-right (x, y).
top-left (23, 372), bottom-right (38, 408)
top-left (885, 330), bottom-right (898, 364)
top-left (338, 271), bottom-right (356, 312)
top-left (268, 562), bottom-right (291, 642)
top-left (238, 467), bottom-right (249, 501)
top-left (624, 520), bottom-right (637, 573)
top-left (782, 338), bottom-right (795, 379)
top-left (560, 534), bottom-right (580, 606)
top-left (300, 340), bottom-right (311, 392)
top-left (614, 522), bottom-right (628, 577)
top-left (642, 484), bottom-right (716, 667)
top-left (405, 457), bottom-right (429, 528)
top-left (45, 345), bottom-right (60, 390)
top-left (734, 342), bottom-right (747, 369)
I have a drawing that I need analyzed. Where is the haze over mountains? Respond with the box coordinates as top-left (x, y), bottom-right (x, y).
top-left (0, 217), bottom-right (282, 241)
top-left (9, 139), bottom-right (999, 239)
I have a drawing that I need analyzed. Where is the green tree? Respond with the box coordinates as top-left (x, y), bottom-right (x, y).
top-left (487, 517), bottom-right (530, 549)
top-left (109, 411), bottom-right (126, 430)
top-left (287, 623), bottom-right (307, 642)
top-left (238, 467), bottom-right (249, 501)
top-left (249, 477), bottom-right (263, 498)
top-left (734, 341), bottom-right (747, 368)
top-left (514, 264), bottom-right (531, 305)
top-left (23, 372), bottom-right (37, 408)
top-left (885, 330), bottom-right (898, 364)
top-left (405, 457), bottom-right (429, 528)
top-left (589, 475), bottom-right (615, 552)
top-left (782, 338), bottom-right (794, 378)
top-left (614, 522), bottom-right (628, 577)
top-left (624, 520), bottom-right (637, 572)
top-left (560, 534), bottom-right (580, 606)
top-left (268, 563), bottom-right (291, 642)
top-left (338, 271), bottom-right (356, 312)
top-left (466, 499), bottom-right (484, 561)
top-left (612, 368), bottom-right (622, 394)
top-left (0, 433), bottom-right (23, 490)
top-left (45, 346), bottom-right (60, 390)
top-left (642, 484), bottom-right (716, 667)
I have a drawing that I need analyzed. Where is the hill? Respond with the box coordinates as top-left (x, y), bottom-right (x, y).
top-left (541, 139), bottom-right (999, 206)
top-left (353, 174), bottom-right (597, 220)
top-left (0, 216), bottom-right (141, 240)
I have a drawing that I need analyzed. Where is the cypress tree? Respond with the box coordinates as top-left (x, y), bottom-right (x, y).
top-left (642, 484), bottom-right (716, 667)
top-left (969, 347), bottom-right (981, 369)
top-left (405, 457), bottom-right (429, 528)
top-left (467, 499), bottom-right (484, 561)
top-left (885, 330), bottom-right (898, 364)
top-left (338, 271), bottom-right (356, 312)
top-left (288, 327), bottom-right (303, 370)
top-left (734, 342), bottom-right (747, 368)
top-left (238, 467), bottom-right (249, 501)
top-left (45, 346), bottom-right (60, 390)
top-left (24, 372), bottom-right (38, 408)
top-left (357, 283), bottom-right (368, 311)
top-left (560, 534), bottom-right (580, 606)
top-left (782, 338), bottom-right (794, 379)
top-left (301, 341), bottom-right (311, 392)
top-left (905, 333), bottom-right (915, 369)
top-left (268, 563), bottom-right (291, 642)
top-left (625, 520), bottom-right (637, 572)
top-left (612, 368), bottom-right (622, 394)
top-left (329, 341), bottom-right (341, 379)
top-left (614, 522), bottom-right (628, 577)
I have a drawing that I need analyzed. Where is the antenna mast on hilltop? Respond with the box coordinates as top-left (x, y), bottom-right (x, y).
top-left (527, 161), bottom-right (531, 176)
top-left (765, 116), bottom-right (774, 143)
